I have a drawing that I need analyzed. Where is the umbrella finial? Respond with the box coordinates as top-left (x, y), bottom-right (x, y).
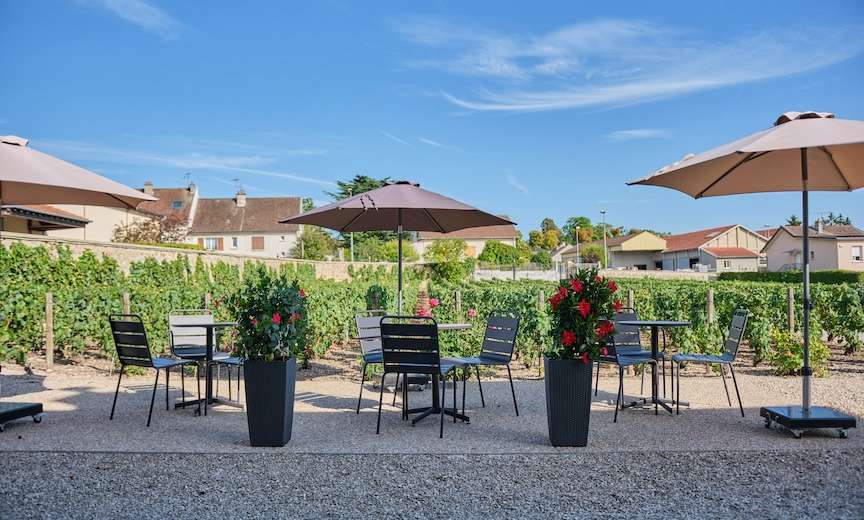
top-left (774, 111), bottom-right (835, 126)
top-left (1, 136), bottom-right (29, 147)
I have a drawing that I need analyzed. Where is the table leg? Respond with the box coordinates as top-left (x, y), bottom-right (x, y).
top-left (205, 329), bottom-right (213, 416)
top-left (651, 326), bottom-right (658, 415)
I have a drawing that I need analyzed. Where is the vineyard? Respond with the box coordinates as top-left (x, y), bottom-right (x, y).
top-left (2, 242), bottom-right (863, 376)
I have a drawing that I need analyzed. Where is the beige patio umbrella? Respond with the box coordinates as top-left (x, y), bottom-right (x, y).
top-left (0, 136), bottom-right (155, 213)
top-left (628, 111), bottom-right (863, 437)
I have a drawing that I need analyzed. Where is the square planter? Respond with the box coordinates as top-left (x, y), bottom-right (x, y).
top-left (244, 357), bottom-right (296, 447)
top-left (544, 357), bottom-right (592, 447)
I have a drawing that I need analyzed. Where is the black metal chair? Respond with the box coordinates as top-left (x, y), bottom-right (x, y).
top-left (605, 333), bottom-right (659, 422)
top-left (378, 316), bottom-right (458, 438)
top-left (443, 312), bottom-right (521, 416)
top-left (355, 310), bottom-right (400, 413)
top-left (595, 308), bottom-right (670, 398)
top-left (672, 308), bottom-right (748, 417)
top-left (109, 314), bottom-right (199, 427)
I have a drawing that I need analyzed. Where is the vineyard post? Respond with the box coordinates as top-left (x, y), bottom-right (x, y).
top-left (706, 288), bottom-right (714, 323)
top-left (627, 289), bottom-right (634, 310)
top-left (454, 290), bottom-right (462, 322)
top-left (122, 292), bottom-right (131, 314)
top-left (45, 292), bottom-right (54, 368)
top-left (538, 290), bottom-right (545, 310)
top-left (205, 292), bottom-right (212, 310)
top-left (787, 287), bottom-right (795, 332)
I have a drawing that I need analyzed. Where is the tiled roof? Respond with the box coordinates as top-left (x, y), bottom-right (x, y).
top-left (757, 227), bottom-right (779, 239)
top-left (11, 204), bottom-right (89, 222)
top-left (663, 225), bottom-right (736, 252)
top-left (190, 197), bottom-right (301, 234)
top-left (781, 224), bottom-right (864, 239)
top-left (702, 247), bottom-right (759, 258)
top-left (136, 186), bottom-right (196, 222)
top-left (417, 216), bottom-right (518, 240)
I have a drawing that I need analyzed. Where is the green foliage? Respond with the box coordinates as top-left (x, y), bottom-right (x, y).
top-left (786, 215), bottom-right (801, 226)
top-left (718, 270), bottom-right (864, 284)
top-left (424, 239), bottom-right (474, 283)
top-left (229, 267), bottom-right (308, 362)
top-left (580, 244), bottom-right (604, 266)
top-left (327, 174), bottom-right (394, 247)
top-left (478, 240), bottom-right (524, 266)
top-left (291, 226), bottom-right (336, 260)
top-left (531, 250), bottom-right (552, 269)
top-left (365, 284), bottom-right (389, 310)
top-left (379, 239), bottom-right (419, 262)
top-left (546, 269), bottom-right (618, 361)
top-left (768, 329), bottom-right (830, 376)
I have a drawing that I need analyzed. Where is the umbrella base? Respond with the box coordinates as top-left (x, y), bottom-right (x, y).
top-left (760, 405), bottom-right (856, 439)
top-left (0, 402), bottom-right (43, 432)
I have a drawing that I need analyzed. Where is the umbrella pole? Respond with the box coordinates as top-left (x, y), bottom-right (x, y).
top-left (801, 148), bottom-right (812, 412)
top-left (397, 208), bottom-right (403, 314)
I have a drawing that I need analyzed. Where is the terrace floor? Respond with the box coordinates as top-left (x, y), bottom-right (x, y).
top-left (2, 353), bottom-right (864, 518)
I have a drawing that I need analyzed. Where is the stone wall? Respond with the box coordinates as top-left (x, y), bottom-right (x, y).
top-left (0, 231), bottom-right (408, 281)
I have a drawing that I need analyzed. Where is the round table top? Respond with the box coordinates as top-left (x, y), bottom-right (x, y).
top-left (437, 323), bottom-right (472, 331)
top-left (171, 321), bottom-right (238, 328)
top-left (617, 320), bottom-right (691, 327)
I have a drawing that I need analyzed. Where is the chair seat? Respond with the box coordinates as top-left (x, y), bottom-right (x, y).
top-left (618, 349), bottom-right (658, 358)
top-left (152, 357), bottom-right (194, 369)
top-left (615, 355), bottom-right (657, 368)
top-left (173, 346), bottom-right (208, 359)
top-left (214, 356), bottom-right (243, 366)
top-left (440, 364), bottom-right (455, 375)
top-left (442, 355), bottom-right (509, 366)
top-left (362, 351), bottom-right (384, 364)
top-left (672, 353), bottom-right (733, 364)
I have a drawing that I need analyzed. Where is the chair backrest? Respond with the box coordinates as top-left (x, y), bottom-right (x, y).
top-left (109, 314), bottom-right (154, 367)
top-left (356, 310), bottom-right (385, 356)
top-left (168, 310), bottom-right (214, 352)
top-left (479, 312), bottom-right (520, 363)
top-left (380, 316), bottom-right (441, 375)
top-left (612, 308), bottom-right (642, 353)
top-left (723, 308), bottom-right (749, 359)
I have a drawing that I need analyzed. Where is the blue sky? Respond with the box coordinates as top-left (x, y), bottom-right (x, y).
top-left (2, 0), bottom-right (863, 234)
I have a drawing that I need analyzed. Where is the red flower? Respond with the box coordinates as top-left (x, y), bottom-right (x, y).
top-left (595, 275), bottom-right (603, 283)
top-left (561, 330), bottom-right (576, 347)
top-left (595, 320), bottom-right (614, 337)
top-left (250, 317), bottom-right (258, 326)
top-left (467, 308), bottom-right (478, 318)
top-left (613, 299), bottom-right (623, 312)
top-left (557, 285), bottom-right (568, 298)
top-left (549, 293), bottom-right (563, 311)
top-left (570, 279), bottom-right (583, 293)
top-left (429, 298), bottom-right (439, 308)
top-left (418, 308), bottom-right (431, 317)
top-left (607, 280), bottom-right (618, 293)
top-left (298, 289), bottom-right (306, 298)
top-left (272, 312), bottom-right (282, 325)
top-left (578, 299), bottom-right (591, 318)
top-left (290, 312), bottom-right (301, 323)
top-left (580, 351), bottom-right (590, 364)
top-left (601, 347), bottom-right (608, 356)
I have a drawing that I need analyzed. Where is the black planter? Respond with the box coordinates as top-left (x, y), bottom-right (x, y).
top-left (244, 357), bottom-right (296, 447)
top-left (544, 357), bottom-right (593, 447)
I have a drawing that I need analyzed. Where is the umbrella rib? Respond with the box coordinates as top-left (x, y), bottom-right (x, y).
top-left (695, 151), bottom-right (767, 198)
top-left (818, 146), bottom-right (851, 191)
top-left (339, 209), bottom-right (367, 233)
top-left (107, 193), bottom-right (139, 211)
top-left (423, 208), bottom-right (447, 233)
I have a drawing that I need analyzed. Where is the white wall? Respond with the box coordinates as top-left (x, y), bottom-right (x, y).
top-left (47, 205), bottom-right (155, 242)
top-left (187, 231), bottom-right (300, 258)
top-left (764, 232), bottom-right (842, 271)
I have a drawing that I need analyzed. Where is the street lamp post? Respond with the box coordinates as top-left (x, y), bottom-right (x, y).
top-left (575, 225), bottom-right (581, 270)
top-left (600, 210), bottom-right (609, 269)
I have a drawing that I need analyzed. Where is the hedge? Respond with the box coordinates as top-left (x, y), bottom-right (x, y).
top-left (718, 270), bottom-right (864, 284)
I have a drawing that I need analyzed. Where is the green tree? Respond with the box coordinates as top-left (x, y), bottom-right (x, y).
top-left (424, 239), bottom-right (474, 282)
top-left (301, 197), bottom-right (315, 212)
top-left (291, 226), bottom-right (335, 260)
top-left (562, 216), bottom-right (593, 244)
top-left (531, 250), bottom-right (552, 269)
top-left (822, 212), bottom-right (852, 226)
top-left (478, 240), bottom-right (523, 265)
top-left (786, 215), bottom-right (802, 226)
top-left (581, 244), bottom-right (605, 266)
top-left (540, 218), bottom-right (560, 234)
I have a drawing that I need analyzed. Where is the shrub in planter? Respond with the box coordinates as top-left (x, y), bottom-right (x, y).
top-left (544, 268), bottom-right (620, 446)
top-left (230, 267), bottom-right (308, 446)
top-left (768, 329), bottom-right (830, 377)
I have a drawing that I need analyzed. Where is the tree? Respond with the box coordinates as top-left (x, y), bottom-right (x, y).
top-left (531, 250), bottom-right (552, 269)
top-left (478, 240), bottom-right (524, 266)
top-left (528, 228), bottom-right (560, 250)
top-left (562, 216), bottom-right (593, 244)
top-left (822, 212), bottom-right (852, 225)
top-left (580, 244), bottom-right (605, 266)
top-left (291, 226), bottom-right (335, 260)
top-left (112, 215), bottom-right (187, 244)
top-left (424, 239), bottom-right (474, 282)
top-left (540, 218), bottom-right (560, 234)
top-left (786, 215), bottom-right (802, 226)
top-left (301, 197), bottom-right (315, 212)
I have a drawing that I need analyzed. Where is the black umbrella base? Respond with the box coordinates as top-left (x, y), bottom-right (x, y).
top-left (0, 402), bottom-right (43, 432)
top-left (761, 405), bottom-right (856, 439)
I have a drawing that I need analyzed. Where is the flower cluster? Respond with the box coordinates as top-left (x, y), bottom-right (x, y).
top-left (546, 268), bottom-right (622, 362)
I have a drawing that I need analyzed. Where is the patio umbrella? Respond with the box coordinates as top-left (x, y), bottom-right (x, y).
top-left (627, 111), bottom-right (863, 436)
top-left (0, 136), bottom-right (155, 214)
top-left (281, 180), bottom-right (514, 311)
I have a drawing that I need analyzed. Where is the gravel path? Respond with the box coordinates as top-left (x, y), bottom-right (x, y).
top-left (4, 450), bottom-right (863, 519)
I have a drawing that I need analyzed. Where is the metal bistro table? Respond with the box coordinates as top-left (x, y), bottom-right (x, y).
top-left (617, 319), bottom-right (690, 415)
top-left (172, 321), bottom-right (240, 416)
top-left (404, 322), bottom-right (472, 426)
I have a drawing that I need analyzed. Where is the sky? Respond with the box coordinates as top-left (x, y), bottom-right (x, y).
top-left (1, 0), bottom-right (863, 235)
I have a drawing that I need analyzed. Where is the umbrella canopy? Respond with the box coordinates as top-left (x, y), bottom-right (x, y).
top-left (281, 180), bottom-right (515, 311)
top-left (629, 112), bottom-right (864, 197)
top-left (0, 135), bottom-right (156, 208)
top-left (282, 180), bottom-right (514, 232)
top-left (627, 111), bottom-right (863, 432)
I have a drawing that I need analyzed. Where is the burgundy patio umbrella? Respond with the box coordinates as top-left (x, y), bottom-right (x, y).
top-left (628, 111), bottom-right (863, 437)
top-left (281, 180), bottom-right (515, 311)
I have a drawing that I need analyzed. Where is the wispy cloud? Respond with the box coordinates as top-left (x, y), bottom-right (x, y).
top-left (391, 17), bottom-right (864, 112)
top-left (417, 136), bottom-right (447, 148)
top-left (506, 173), bottom-right (528, 194)
top-left (382, 131), bottom-right (410, 145)
top-left (605, 128), bottom-right (670, 141)
top-left (83, 0), bottom-right (183, 40)
top-left (39, 139), bottom-right (337, 187)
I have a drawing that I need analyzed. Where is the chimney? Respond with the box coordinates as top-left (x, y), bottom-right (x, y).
top-left (236, 190), bottom-right (247, 208)
top-left (816, 219), bottom-right (824, 234)
top-left (143, 180), bottom-right (154, 196)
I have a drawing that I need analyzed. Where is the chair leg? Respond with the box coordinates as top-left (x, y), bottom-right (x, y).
top-left (376, 373), bottom-right (386, 434)
top-left (661, 359), bottom-right (666, 398)
top-left (506, 365), bottom-right (519, 416)
top-left (181, 365), bottom-right (186, 400)
top-left (238, 365), bottom-right (242, 404)
top-left (216, 364), bottom-right (221, 399)
top-left (719, 364), bottom-right (732, 406)
top-left (676, 362), bottom-right (681, 415)
top-left (228, 365), bottom-right (233, 401)
top-left (461, 368), bottom-right (467, 416)
top-left (356, 361), bottom-right (366, 414)
top-left (594, 361), bottom-right (600, 396)
top-left (453, 371), bottom-right (457, 424)
top-left (614, 366), bottom-right (623, 423)
top-left (402, 375), bottom-right (408, 420)
top-left (640, 366), bottom-right (645, 395)
top-left (653, 363), bottom-right (658, 415)
top-left (440, 373), bottom-right (446, 439)
top-left (196, 362), bottom-right (203, 416)
top-left (110, 369), bottom-right (123, 420)
top-left (392, 373), bottom-right (400, 406)
top-left (729, 364), bottom-right (744, 417)
top-left (147, 369), bottom-right (160, 427)
top-left (165, 366), bottom-right (170, 411)
top-left (475, 366), bottom-right (485, 407)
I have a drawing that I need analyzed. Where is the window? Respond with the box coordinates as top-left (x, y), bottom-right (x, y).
top-left (231, 237), bottom-right (239, 249)
top-left (251, 236), bottom-right (265, 250)
top-left (853, 246), bottom-right (863, 262)
top-left (723, 260), bottom-right (732, 268)
top-left (810, 250), bottom-right (815, 260)
top-left (171, 200), bottom-right (182, 209)
top-left (204, 237), bottom-right (218, 250)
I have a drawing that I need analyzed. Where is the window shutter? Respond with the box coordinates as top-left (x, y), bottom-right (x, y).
top-left (197, 238), bottom-right (204, 247)
top-left (252, 236), bottom-right (265, 250)
top-left (216, 237), bottom-right (224, 250)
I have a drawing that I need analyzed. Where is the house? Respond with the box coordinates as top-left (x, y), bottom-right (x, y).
top-left (412, 216), bottom-right (519, 260)
top-left (186, 190), bottom-right (303, 258)
top-left (762, 223), bottom-right (864, 272)
top-left (565, 231), bottom-right (667, 270)
top-left (47, 181), bottom-right (196, 242)
top-left (660, 224), bottom-right (767, 272)
top-left (1, 204), bottom-right (89, 235)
